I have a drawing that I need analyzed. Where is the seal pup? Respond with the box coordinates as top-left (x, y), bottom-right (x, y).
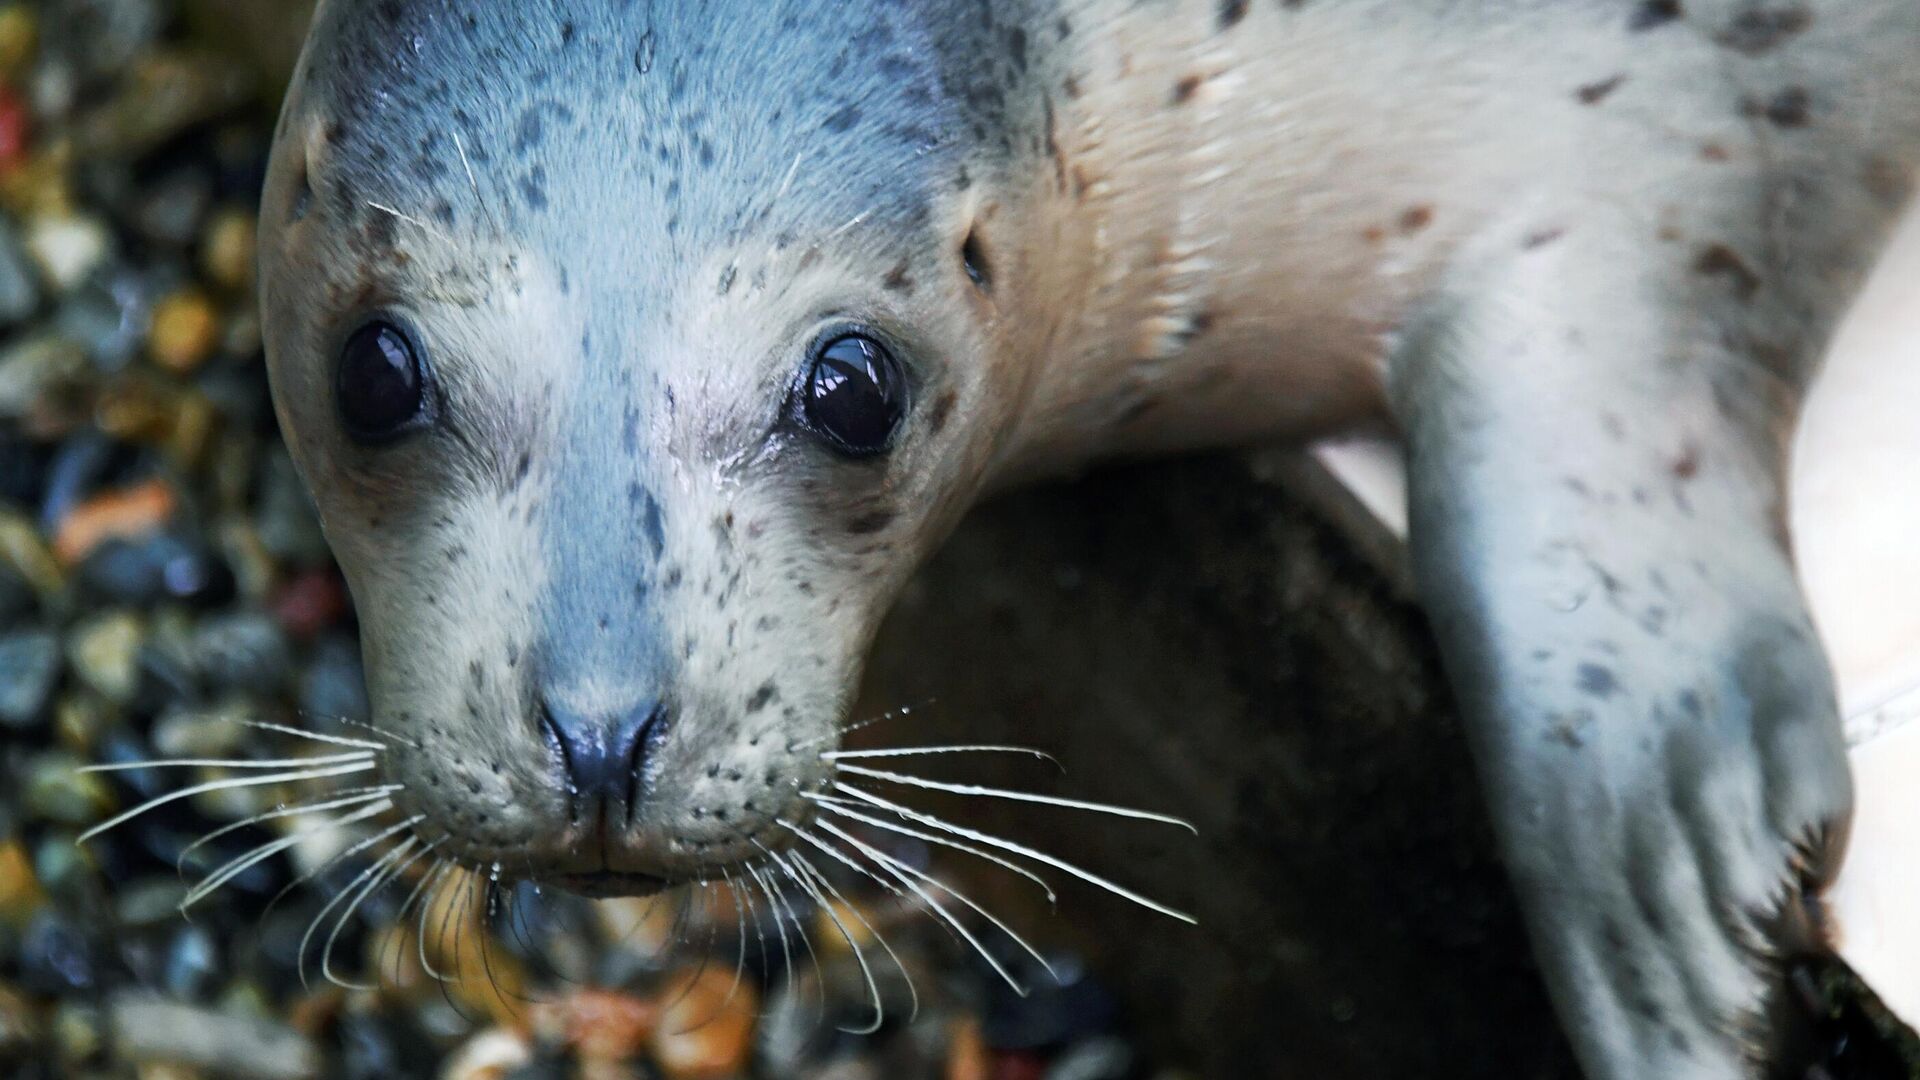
top-left (248, 2), bottom-right (1920, 1077)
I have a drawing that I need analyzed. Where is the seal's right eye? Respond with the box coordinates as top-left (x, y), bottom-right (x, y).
top-left (336, 321), bottom-right (425, 443)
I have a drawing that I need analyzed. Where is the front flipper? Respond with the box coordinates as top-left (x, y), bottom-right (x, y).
top-left (1392, 215), bottom-right (1864, 1079)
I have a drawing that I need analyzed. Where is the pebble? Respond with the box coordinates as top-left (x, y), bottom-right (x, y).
top-left (54, 480), bottom-right (176, 566)
top-left (23, 213), bottom-right (110, 291)
top-left (0, 5), bottom-right (36, 80)
top-left (299, 634), bottom-right (369, 726)
top-left (1045, 1038), bottom-right (1134, 1080)
top-left (0, 628), bottom-right (59, 728)
top-left (200, 207), bottom-right (254, 291)
top-left (78, 528), bottom-right (231, 607)
top-left (0, 981), bottom-right (40, 1056)
top-left (191, 610), bottom-right (290, 694)
top-left (147, 288), bottom-right (218, 373)
top-left (131, 167), bottom-right (212, 247)
top-left (546, 989), bottom-right (659, 1066)
top-left (21, 750), bottom-right (115, 825)
top-left (109, 993), bottom-right (320, 1080)
top-left (66, 609), bottom-right (143, 702)
top-left (253, 450), bottom-right (328, 564)
top-left (0, 840), bottom-right (45, 926)
top-left (18, 910), bottom-right (98, 996)
top-left (150, 699), bottom-right (250, 758)
top-left (162, 924), bottom-right (220, 1001)
top-left (111, 878), bottom-right (189, 928)
top-left (51, 1001), bottom-right (104, 1065)
top-left (438, 1027), bottom-right (532, 1080)
top-left (651, 967), bottom-right (757, 1080)
top-left (0, 335), bottom-right (87, 435)
top-left (0, 215), bottom-right (40, 325)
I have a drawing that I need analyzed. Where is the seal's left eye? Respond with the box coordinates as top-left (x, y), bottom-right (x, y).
top-left (802, 334), bottom-right (907, 456)
top-left (336, 321), bottom-right (425, 443)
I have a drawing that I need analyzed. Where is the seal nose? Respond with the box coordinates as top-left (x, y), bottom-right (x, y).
top-left (538, 696), bottom-right (667, 820)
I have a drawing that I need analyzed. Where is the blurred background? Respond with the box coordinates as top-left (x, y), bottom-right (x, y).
top-left (0, 3), bottom-right (1911, 1079)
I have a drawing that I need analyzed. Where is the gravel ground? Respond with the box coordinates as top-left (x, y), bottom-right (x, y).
top-left (0, 4), bottom-right (1163, 1078)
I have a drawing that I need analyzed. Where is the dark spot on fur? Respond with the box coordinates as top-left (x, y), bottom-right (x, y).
top-left (1576, 75), bottom-right (1626, 105)
top-left (1577, 663), bottom-right (1619, 699)
top-left (1743, 86), bottom-right (1812, 128)
top-left (926, 389), bottom-right (958, 435)
top-left (1630, 0), bottom-right (1683, 30)
top-left (1672, 443), bottom-right (1701, 480)
top-left (717, 263), bottom-right (737, 295)
top-left (1172, 74), bottom-right (1204, 104)
top-left (745, 682), bottom-right (780, 713)
top-left (1399, 205), bottom-right (1434, 233)
top-left (1693, 243), bottom-right (1760, 301)
top-left (822, 105), bottom-right (861, 134)
top-left (847, 510), bottom-right (896, 536)
top-left (882, 259), bottom-right (914, 294)
top-left (1700, 142), bottom-right (1731, 162)
top-left (1715, 5), bottom-right (1812, 55)
top-left (1218, 0), bottom-right (1249, 29)
top-left (1522, 227), bottom-right (1565, 250)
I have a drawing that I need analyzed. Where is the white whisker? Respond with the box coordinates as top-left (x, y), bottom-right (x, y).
top-left (821, 783), bottom-right (1196, 925)
top-left (833, 764), bottom-right (1196, 832)
top-left (79, 760), bottom-right (379, 844)
top-left (777, 849), bottom-right (886, 1035)
top-left (821, 745), bottom-right (1062, 769)
top-left (418, 863), bottom-right (458, 983)
top-left (452, 131), bottom-right (499, 235)
top-left (184, 799), bottom-right (394, 910)
top-left (177, 785), bottom-right (401, 873)
top-left (810, 818), bottom-right (1053, 993)
top-left (810, 794), bottom-right (1057, 905)
top-left (243, 719), bottom-right (387, 751)
top-left (295, 816), bottom-right (422, 989)
top-left (783, 827), bottom-right (923, 1019)
top-left (84, 751), bottom-right (373, 774)
top-left (367, 201), bottom-right (450, 242)
top-left (321, 836), bottom-right (427, 991)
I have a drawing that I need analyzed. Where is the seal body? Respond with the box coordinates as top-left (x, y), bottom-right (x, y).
top-left (256, 2), bottom-right (1920, 1076)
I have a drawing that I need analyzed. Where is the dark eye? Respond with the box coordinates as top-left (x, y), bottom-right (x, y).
top-left (802, 333), bottom-right (907, 455)
top-left (336, 321), bottom-right (425, 443)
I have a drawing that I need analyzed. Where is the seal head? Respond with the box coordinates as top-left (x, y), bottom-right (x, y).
top-left (259, 0), bottom-right (1039, 892)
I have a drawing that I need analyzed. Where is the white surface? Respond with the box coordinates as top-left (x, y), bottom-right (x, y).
top-left (1309, 206), bottom-right (1920, 1021)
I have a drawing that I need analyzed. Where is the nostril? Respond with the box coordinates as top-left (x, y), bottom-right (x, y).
top-left (538, 695), bottom-right (669, 818)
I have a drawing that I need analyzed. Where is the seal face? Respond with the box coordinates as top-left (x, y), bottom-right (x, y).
top-left (259, 0), bottom-right (1029, 888)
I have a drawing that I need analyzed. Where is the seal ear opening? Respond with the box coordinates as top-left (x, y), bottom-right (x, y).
top-left (961, 227), bottom-right (991, 291)
top-left (287, 154), bottom-right (314, 224)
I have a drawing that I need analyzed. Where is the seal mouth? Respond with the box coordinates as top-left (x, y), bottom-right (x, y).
top-left (547, 870), bottom-right (674, 899)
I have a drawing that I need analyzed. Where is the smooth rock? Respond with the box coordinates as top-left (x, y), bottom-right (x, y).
top-left (109, 993), bottom-right (319, 1080)
top-left (298, 635), bottom-right (368, 727)
top-left (22, 213), bottom-right (110, 292)
top-left (0, 628), bottom-right (60, 728)
top-left (1045, 1038), bottom-right (1134, 1080)
top-left (191, 612), bottom-right (289, 695)
top-left (66, 611), bottom-right (142, 702)
top-left (18, 910), bottom-right (97, 995)
top-left (651, 967), bottom-right (757, 1080)
top-left (147, 289), bottom-right (218, 374)
top-left (0, 216), bottom-right (40, 325)
top-left (21, 751), bottom-right (115, 825)
top-left (55, 481), bottom-right (177, 568)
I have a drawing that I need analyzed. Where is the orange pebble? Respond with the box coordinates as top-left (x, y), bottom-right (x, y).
top-left (53, 479), bottom-right (176, 565)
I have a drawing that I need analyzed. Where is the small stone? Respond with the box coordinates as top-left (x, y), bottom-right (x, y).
top-left (72, 48), bottom-right (251, 160)
top-left (31, 833), bottom-right (96, 903)
top-left (150, 699), bottom-right (250, 758)
top-left (200, 207), bottom-right (254, 291)
top-left (0, 5), bottom-right (37, 81)
top-left (21, 750), bottom-right (115, 824)
top-left (1045, 1038), bottom-right (1134, 1080)
top-left (67, 610), bottom-right (143, 702)
top-left (162, 924), bottom-right (220, 1001)
top-left (18, 910), bottom-right (97, 995)
top-left (948, 1017), bottom-right (991, 1080)
top-left (0, 215), bottom-right (40, 326)
top-left (0, 511), bottom-right (62, 605)
top-left (0, 628), bottom-right (59, 728)
top-left (802, 1060), bottom-right (884, 1080)
top-left (23, 212), bottom-right (111, 292)
top-left (439, 1027), bottom-right (533, 1080)
top-left (109, 993), bottom-right (319, 1080)
top-left (112, 878), bottom-right (189, 927)
top-left (79, 528), bottom-right (232, 607)
top-left (191, 611), bottom-right (290, 695)
top-left (51, 1000), bottom-right (104, 1065)
top-left (131, 166), bottom-right (212, 246)
top-left (992, 1052), bottom-right (1047, 1080)
top-left (0, 559), bottom-right (31, 623)
top-left (551, 989), bottom-right (659, 1065)
top-left (0, 839), bottom-right (45, 926)
top-left (651, 967), bottom-right (758, 1080)
top-left (0, 84), bottom-right (28, 177)
top-left (54, 479), bottom-right (176, 566)
top-left (299, 635), bottom-right (368, 726)
top-left (0, 334), bottom-right (88, 436)
top-left (272, 569), bottom-right (348, 639)
top-left (165, 389), bottom-right (218, 470)
top-left (147, 289), bottom-right (219, 374)
top-left (0, 981), bottom-right (40, 1057)
top-left (94, 373), bottom-right (179, 443)
top-left (254, 450), bottom-right (328, 564)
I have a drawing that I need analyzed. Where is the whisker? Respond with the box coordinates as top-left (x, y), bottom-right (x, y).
top-left (452, 131), bottom-right (500, 235)
top-left (743, 862), bottom-right (794, 993)
top-left (321, 837), bottom-right (428, 991)
top-left (783, 829), bottom-right (921, 1021)
top-left (184, 799), bottom-right (395, 911)
top-left (367, 201), bottom-right (452, 244)
top-left (820, 784), bottom-right (1196, 925)
top-left (821, 745), bottom-right (1062, 770)
top-left (833, 765), bottom-right (1196, 832)
top-left (79, 760), bottom-right (379, 844)
top-left (84, 751), bottom-right (373, 773)
top-left (810, 795), bottom-right (1057, 906)
top-left (176, 785), bottom-right (400, 876)
top-left (792, 700), bottom-right (933, 753)
top-left (242, 719), bottom-right (388, 751)
top-left (418, 863), bottom-right (457, 983)
top-left (297, 816), bottom-right (423, 990)
top-left (718, 870), bottom-right (752, 1013)
top-left (746, 852), bottom-right (822, 1021)
top-left (810, 818), bottom-right (1053, 994)
top-left (774, 849), bottom-right (885, 1035)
